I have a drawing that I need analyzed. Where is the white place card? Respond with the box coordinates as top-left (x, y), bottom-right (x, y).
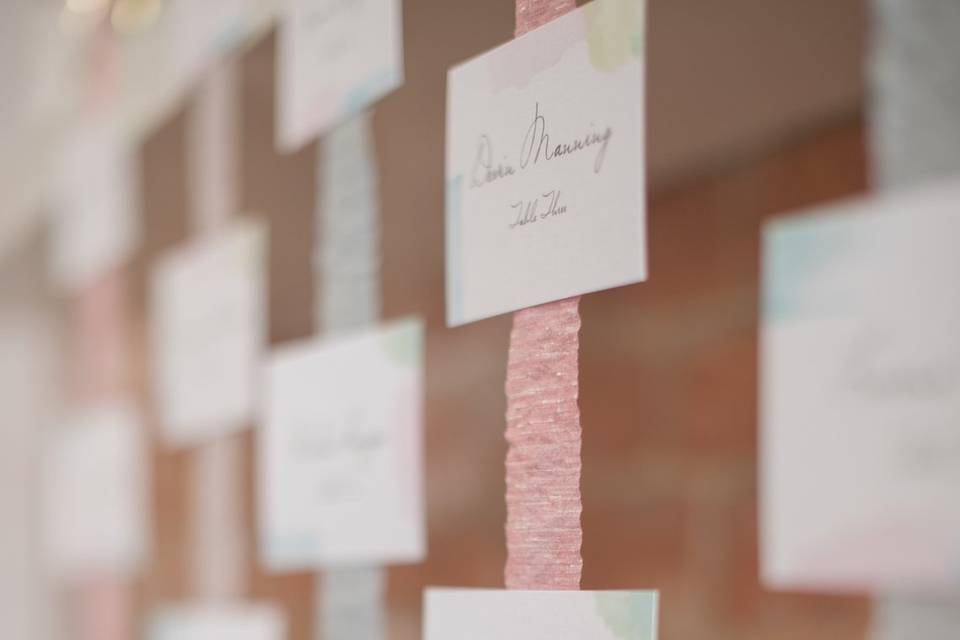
top-left (50, 125), bottom-right (140, 292)
top-left (425, 589), bottom-right (658, 639)
top-left (445, 0), bottom-right (646, 326)
top-left (259, 317), bottom-right (424, 570)
top-left (148, 605), bottom-right (285, 640)
top-left (762, 180), bottom-right (960, 593)
top-left (43, 402), bottom-right (149, 580)
top-left (151, 219), bottom-right (266, 447)
top-left (277, 0), bottom-right (404, 151)
top-left (168, 0), bottom-right (252, 82)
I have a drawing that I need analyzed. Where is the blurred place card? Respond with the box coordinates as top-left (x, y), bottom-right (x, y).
top-left (44, 402), bottom-right (149, 580)
top-left (277, 0), bottom-right (403, 151)
top-left (425, 589), bottom-right (658, 639)
top-left (149, 605), bottom-right (285, 640)
top-left (259, 317), bottom-right (424, 569)
top-left (445, 0), bottom-right (646, 326)
top-left (151, 219), bottom-right (266, 447)
top-left (762, 180), bottom-right (960, 593)
top-left (169, 0), bottom-right (252, 82)
top-left (51, 125), bottom-right (140, 292)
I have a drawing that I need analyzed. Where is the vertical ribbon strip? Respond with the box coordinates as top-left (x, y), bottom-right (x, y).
top-left (314, 110), bottom-right (381, 334)
top-left (504, 0), bottom-right (583, 592)
top-left (870, 1), bottom-right (960, 636)
top-left (186, 59), bottom-right (239, 237)
top-left (186, 60), bottom-right (247, 602)
top-left (516, 0), bottom-right (577, 34)
top-left (75, 272), bottom-right (135, 640)
top-left (314, 112), bottom-right (387, 640)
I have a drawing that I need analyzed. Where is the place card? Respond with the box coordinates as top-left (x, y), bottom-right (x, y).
top-left (259, 317), bottom-right (424, 570)
top-left (425, 589), bottom-right (658, 639)
top-left (43, 402), bottom-right (149, 580)
top-left (762, 180), bottom-right (960, 593)
top-left (168, 0), bottom-right (252, 82)
top-left (151, 219), bottom-right (266, 447)
top-left (445, 0), bottom-right (646, 326)
top-left (277, 0), bottom-right (403, 151)
top-left (148, 605), bottom-right (285, 640)
top-left (50, 125), bottom-right (140, 292)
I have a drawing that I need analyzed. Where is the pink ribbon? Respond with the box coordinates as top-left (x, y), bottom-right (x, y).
top-left (505, 0), bottom-right (582, 592)
top-left (73, 269), bottom-right (134, 640)
top-left (77, 579), bottom-right (132, 640)
top-left (74, 271), bottom-right (129, 402)
top-left (505, 284), bottom-right (582, 590)
top-left (516, 0), bottom-right (577, 35)
top-left (506, 0), bottom-right (582, 592)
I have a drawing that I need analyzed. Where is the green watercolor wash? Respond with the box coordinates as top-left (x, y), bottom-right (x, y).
top-left (595, 592), bottom-right (656, 639)
top-left (381, 321), bottom-right (420, 368)
top-left (586, 0), bottom-right (646, 72)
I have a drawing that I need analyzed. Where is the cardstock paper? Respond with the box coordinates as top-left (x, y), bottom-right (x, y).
top-left (762, 180), bottom-right (960, 593)
top-left (151, 219), bottom-right (266, 446)
top-left (50, 125), bottom-right (140, 293)
top-left (424, 589), bottom-right (658, 639)
top-left (445, 0), bottom-right (646, 325)
top-left (148, 605), bottom-right (285, 640)
top-left (259, 317), bottom-right (424, 570)
top-left (168, 0), bottom-right (251, 83)
top-left (277, 0), bottom-right (403, 151)
top-left (43, 402), bottom-right (149, 580)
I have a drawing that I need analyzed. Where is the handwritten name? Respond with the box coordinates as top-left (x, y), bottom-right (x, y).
top-left (470, 102), bottom-right (613, 190)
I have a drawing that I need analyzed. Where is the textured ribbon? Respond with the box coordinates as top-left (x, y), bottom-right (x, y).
top-left (313, 112), bottom-right (387, 640)
top-left (186, 58), bottom-right (239, 237)
top-left (516, 0), bottom-right (577, 34)
top-left (185, 59), bottom-right (248, 602)
top-left (872, 597), bottom-right (960, 640)
top-left (314, 110), bottom-right (381, 333)
top-left (504, 0), bottom-right (583, 592)
top-left (77, 578), bottom-right (133, 640)
top-left (319, 567), bottom-right (386, 640)
top-left (870, 0), bottom-right (960, 190)
top-left (75, 271), bottom-right (136, 640)
top-left (870, 1), bottom-right (960, 634)
top-left (74, 272), bottom-right (129, 402)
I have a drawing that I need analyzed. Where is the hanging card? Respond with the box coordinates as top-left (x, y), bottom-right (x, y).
top-left (148, 605), bottom-right (285, 640)
top-left (425, 589), bottom-right (658, 639)
top-left (151, 219), bottom-right (266, 446)
top-left (762, 180), bottom-right (960, 593)
top-left (43, 402), bottom-right (149, 580)
top-left (50, 125), bottom-right (140, 292)
top-left (277, 0), bottom-right (403, 151)
top-left (168, 0), bottom-right (252, 82)
top-left (445, 0), bottom-right (646, 326)
top-left (259, 317), bottom-right (424, 569)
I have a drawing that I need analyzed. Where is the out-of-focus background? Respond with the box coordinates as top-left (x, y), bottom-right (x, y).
top-left (2, 0), bottom-right (875, 638)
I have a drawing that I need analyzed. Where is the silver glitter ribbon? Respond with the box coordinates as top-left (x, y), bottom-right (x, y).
top-left (870, 0), bottom-right (960, 634)
top-left (872, 597), bottom-right (960, 640)
top-left (313, 111), bottom-right (386, 640)
top-left (870, 0), bottom-right (960, 190)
